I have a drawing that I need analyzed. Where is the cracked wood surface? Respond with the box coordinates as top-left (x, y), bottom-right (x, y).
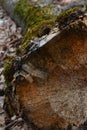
top-left (15, 18), bottom-right (87, 129)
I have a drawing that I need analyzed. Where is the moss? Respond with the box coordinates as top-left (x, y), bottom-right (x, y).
top-left (56, 7), bottom-right (81, 23)
top-left (14, 1), bottom-right (84, 52)
top-left (14, 0), bottom-right (55, 25)
top-left (3, 58), bottom-right (14, 86)
top-left (20, 18), bottom-right (56, 50)
top-left (14, 0), bottom-right (56, 51)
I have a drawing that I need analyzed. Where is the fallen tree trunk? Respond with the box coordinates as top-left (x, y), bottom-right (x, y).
top-left (2, 1), bottom-right (87, 130)
top-left (7, 18), bottom-right (87, 130)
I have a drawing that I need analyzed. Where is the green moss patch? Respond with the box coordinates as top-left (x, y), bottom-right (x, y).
top-left (56, 7), bottom-right (81, 23)
top-left (3, 58), bottom-right (14, 86)
top-left (14, 0), bottom-right (56, 50)
top-left (14, 1), bottom-right (82, 51)
top-left (3, 1), bottom-right (85, 86)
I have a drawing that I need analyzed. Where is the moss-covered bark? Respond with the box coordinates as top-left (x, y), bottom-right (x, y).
top-left (3, 58), bottom-right (14, 86)
top-left (3, 0), bottom-right (85, 87)
top-left (14, 0), bottom-right (56, 50)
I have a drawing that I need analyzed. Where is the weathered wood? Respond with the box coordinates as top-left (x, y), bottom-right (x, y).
top-left (1, 1), bottom-right (87, 130)
top-left (22, 64), bottom-right (48, 81)
top-left (16, 17), bottom-right (87, 130)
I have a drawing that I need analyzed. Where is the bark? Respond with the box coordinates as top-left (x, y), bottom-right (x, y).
top-left (15, 18), bottom-right (87, 129)
top-left (1, 0), bottom-right (87, 130)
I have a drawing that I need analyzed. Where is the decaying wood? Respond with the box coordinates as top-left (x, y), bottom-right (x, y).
top-left (1, 1), bottom-right (87, 129)
top-left (22, 64), bottom-right (48, 81)
top-left (15, 17), bottom-right (87, 130)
